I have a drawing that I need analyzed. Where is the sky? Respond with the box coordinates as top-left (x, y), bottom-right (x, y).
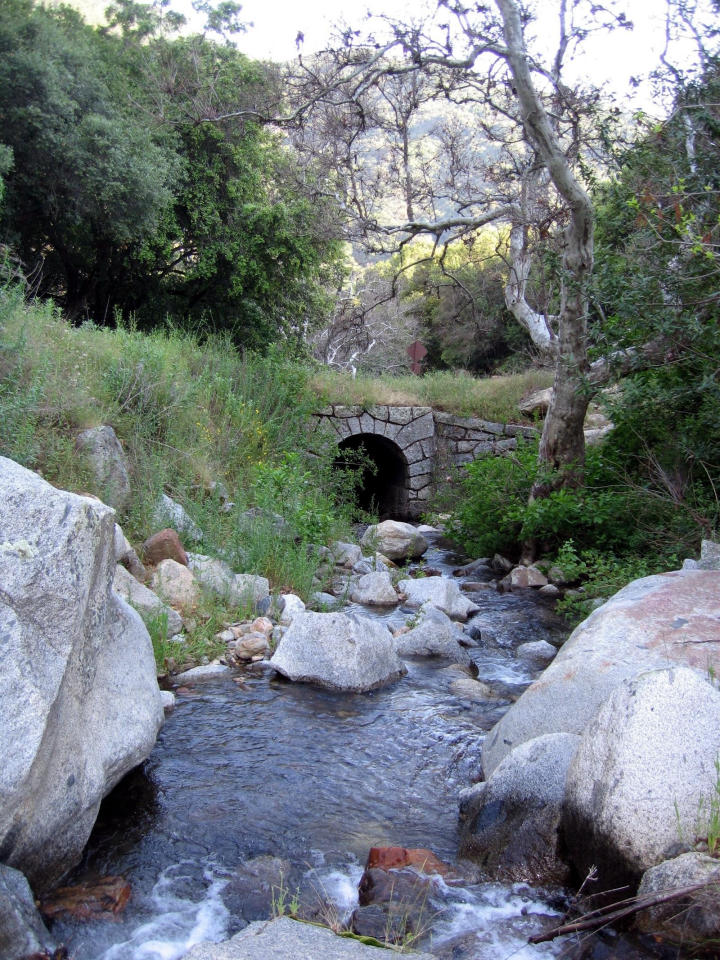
top-left (231, 0), bottom-right (670, 102)
top-left (64, 0), bottom-right (710, 113)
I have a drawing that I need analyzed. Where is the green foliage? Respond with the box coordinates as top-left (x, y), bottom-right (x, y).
top-left (392, 231), bottom-right (533, 374)
top-left (0, 0), bottom-right (342, 341)
top-left (589, 60), bottom-right (720, 549)
top-left (0, 290), bottom-right (355, 598)
top-left (553, 542), bottom-right (662, 624)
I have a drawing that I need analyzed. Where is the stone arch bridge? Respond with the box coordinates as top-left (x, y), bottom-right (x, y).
top-left (313, 405), bottom-right (536, 520)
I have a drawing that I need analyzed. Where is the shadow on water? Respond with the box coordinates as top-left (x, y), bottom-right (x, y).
top-left (51, 534), bottom-right (670, 960)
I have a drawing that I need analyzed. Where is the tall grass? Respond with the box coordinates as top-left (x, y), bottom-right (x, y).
top-left (0, 288), bottom-right (355, 597)
top-left (310, 367), bottom-right (553, 422)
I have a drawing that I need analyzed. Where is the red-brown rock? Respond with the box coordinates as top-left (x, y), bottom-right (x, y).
top-left (142, 529), bottom-right (188, 566)
top-left (40, 877), bottom-right (131, 921)
top-left (365, 846), bottom-right (454, 877)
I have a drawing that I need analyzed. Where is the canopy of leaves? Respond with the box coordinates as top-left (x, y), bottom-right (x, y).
top-left (0, 0), bottom-right (343, 345)
top-left (591, 59), bottom-right (720, 541)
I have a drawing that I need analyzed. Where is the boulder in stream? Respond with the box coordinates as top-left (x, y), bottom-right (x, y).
top-left (350, 571), bottom-right (399, 606)
top-left (459, 733), bottom-right (578, 885)
top-left (0, 864), bottom-right (57, 960)
top-left (562, 667), bottom-right (720, 890)
top-left (482, 569), bottom-right (720, 777)
top-left (394, 604), bottom-right (471, 665)
top-left (635, 852), bottom-right (720, 947)
top-left (185, 915), bottom-right (436, 960)
top-left (361, 520), bottom-right (428, 561)
top-left (398, 576), bottom-right (480, 622)
top-left (270, 611), bottom-right (407, 692)
top-left (0, 456), bottom-right (164, 892)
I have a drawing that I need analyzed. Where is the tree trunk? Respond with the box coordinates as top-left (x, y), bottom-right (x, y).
top-left (496, 0), bottom-right (595, 499)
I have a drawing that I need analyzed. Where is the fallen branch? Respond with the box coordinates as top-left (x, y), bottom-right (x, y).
top-left (528, 882), bottom-right (711, 944)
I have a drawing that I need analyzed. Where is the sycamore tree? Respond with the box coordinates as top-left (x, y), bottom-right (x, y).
top-left (254, 0), bottom-right (688, 510)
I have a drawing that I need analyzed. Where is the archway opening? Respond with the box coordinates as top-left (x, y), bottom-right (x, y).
top-left (335, 433), bottom-right (409, 520)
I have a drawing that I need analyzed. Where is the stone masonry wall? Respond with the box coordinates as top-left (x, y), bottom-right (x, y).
top-left (314, 405), bottom-right (537, 519)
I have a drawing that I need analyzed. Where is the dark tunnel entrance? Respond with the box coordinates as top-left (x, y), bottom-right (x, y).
top-left (334, 433), bottom-right (410, 520)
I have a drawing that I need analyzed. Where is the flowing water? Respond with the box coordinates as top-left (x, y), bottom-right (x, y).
top-left (51, 534), bottom-right (665, 960)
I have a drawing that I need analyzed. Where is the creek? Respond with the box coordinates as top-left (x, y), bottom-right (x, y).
top-left (51, 533), bottom-right (665, 960)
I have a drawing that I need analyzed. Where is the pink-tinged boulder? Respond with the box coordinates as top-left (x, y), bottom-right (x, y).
top-left (482, 570), bottom-right (720, 777)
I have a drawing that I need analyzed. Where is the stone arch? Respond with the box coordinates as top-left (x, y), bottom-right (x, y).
top-left (315, 405), bottom-right (437, 519)
top-left (334, 433), bottom-right (410, 520)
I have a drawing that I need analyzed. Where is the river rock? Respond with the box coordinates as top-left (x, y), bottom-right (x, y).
top-left (635, 852), bottom-right (720, 945)
top-left (0, 864), bottom-right (57, 960)
top-left (75, 424), bottom-right (131, 511)
top-left (352, 554), bottom-right (390, 575)
top-left (279, 593), bottom-right (306, 625)
top-left (331, 540), bottom-right (363, 568)
top-left (187, 554), bottom-right (269, 608)
top-left (398, 576), bottom-right (480, 622)
top-left (233, 633), bottom-right (270, 661)
top-left (143, 528), bottom-right (188, 566)
top-left (151, 558), bottom-right (199, 608)
top-left (350, 571), bottom-right (399, 606)
top-left (222, 856), bottom-right (293, 925)
top-left (154, 493), bottom-right (203, 540)
top-left (562, 667), bottom-right (720, 891)
top-left (160, 690), bottom-right (176, 712)
top-left (352, 867), bottom-right (432, 944)
top-left (361, 520), bottom-right (428, 561)
top-left (0, 456), bottom-right (163, 891)
top-left (516, 639), bottom-right (557, 667)
top-left (184, 915), bottom-right (436, 960)
top-left (310, 591), bottom-right (340, 610)
top-left (394, 604), bottom-right (471, 664)
top-left (113, 564), bottom-right (183, 637)
top-left (459, 733), bottom-right (578, 885)
top-left (508, 565), bottom-right (548, 589)
top-left (482, 569), bottom-right (720, 777)
top-left (450, 678), bottom-right (496, 701)
top-left (174, 663), bottom-right (230, 682)
top-left (114, 523), bottom-right (146, 580)
top-left (270, 611), bottom-right (407, 692)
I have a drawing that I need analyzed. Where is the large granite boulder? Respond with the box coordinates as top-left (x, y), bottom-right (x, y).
top-left (270, 611), bottom-right (407, 692)
top-left (75, 424), bottom-right (131, 512)
top-left (0, 456), bottom-right (164, 891)
top-left (459, 733), bottom-right (579, 885)
top-left (185, 916), bottom-right (435, 960)
top-left (562, 667), bottom-right (720, 890)
top-left (482, 570), bottom-right (720, 777)
top-left (0, 864), bottom-right (57, 960)
top-left (361, 520), bottom-right (427, 561)
top-left (398, 576), bottom-right (480, 622)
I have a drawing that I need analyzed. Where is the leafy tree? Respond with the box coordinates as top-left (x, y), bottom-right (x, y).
top-left (0, 0), bottom-right (177, 317)
top-left (0, 0), bottom-right (343, 344)
top-left (590, 57), bottom-right (720, 542)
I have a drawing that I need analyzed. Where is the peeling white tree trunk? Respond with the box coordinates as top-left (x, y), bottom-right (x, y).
top-left (497, 0), bottom-right (595, 503)
top-left (504, 221), bottom-right (559, 356)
